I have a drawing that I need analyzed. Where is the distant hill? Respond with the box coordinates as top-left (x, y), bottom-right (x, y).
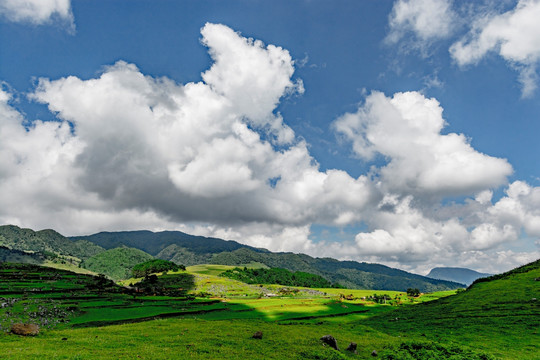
top-left (73, 230), bottom-right (464, 292)
top-left (0, 245), bottom-right (45, 264)
top-left (209, 248), bottom-right (464, 292)
top-left (1, 225), bottom-right (466, 291)
top-left (0, 225), bottom-right (104, 262)
top-left (81, 247), bottom-right (155, 280)
top-left (427, 267), bottom-right (492, 285)
top-left (70, 230), bottom-right (266, 263)
top-left (366, 258), bottom-right (540, 359)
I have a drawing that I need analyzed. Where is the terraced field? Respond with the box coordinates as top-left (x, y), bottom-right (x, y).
top-left (0, 260), bottom-right (537, 359)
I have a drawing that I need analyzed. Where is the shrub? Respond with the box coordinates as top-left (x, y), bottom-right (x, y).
top-left (131, 259), bottom-right (185, 278)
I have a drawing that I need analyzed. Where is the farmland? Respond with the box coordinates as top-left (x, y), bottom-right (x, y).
top-left (0, 261), bottom-right (538, 359)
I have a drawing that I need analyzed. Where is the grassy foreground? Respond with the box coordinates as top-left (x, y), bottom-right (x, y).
top-left (1, 261), bottom-right (538, 359)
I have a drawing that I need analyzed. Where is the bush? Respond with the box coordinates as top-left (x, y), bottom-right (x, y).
top-left (407, 288), bottom-right (420, 297)
top-left (131, 259), bottom-right (185, 278)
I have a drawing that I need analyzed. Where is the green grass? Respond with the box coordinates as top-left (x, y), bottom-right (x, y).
top-left (0, 317), bottom-right (400, 359)
top-left (187, 263), bottom-right (267, 276)
top-left (365, 260), bottom-right (540, 359)
top-left (0, 260), bottom-right (537, 359)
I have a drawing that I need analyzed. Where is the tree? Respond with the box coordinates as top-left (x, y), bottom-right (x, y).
top-left (407, 288), bottom-right (420, 297)
top-left (131, 259), bottom-right (184, 278)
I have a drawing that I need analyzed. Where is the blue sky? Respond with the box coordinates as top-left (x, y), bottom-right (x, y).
top-left (0, 0), bottom-right (539, 274)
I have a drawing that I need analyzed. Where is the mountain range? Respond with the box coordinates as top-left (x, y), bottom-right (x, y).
top-left (427, 267), bottom-right (492, 286)
top-left (0, 225), bottom-right (465, 291)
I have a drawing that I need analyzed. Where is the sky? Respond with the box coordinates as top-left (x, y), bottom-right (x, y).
top-left (0, 0), bottom-right (539, 275)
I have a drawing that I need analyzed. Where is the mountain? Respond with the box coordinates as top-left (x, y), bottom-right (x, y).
top-left (366, 258), bottom-right (540, 359)
top-left (81, 246), bottom-right (155, 280)
top-left (0, 225), bottom-right (105, 263)
top-left (209, 247), bottom-right (464, 292)
top-left (427, 267), bottom-right (492, 285)
top-left (73, 230), bottom-right (464, 292)
top-left (0, 245), bottom-right (45, 264)
top-left (1, 225), bottom-right (466, 291)
top-left (70, 230), bottom-right (266, 261)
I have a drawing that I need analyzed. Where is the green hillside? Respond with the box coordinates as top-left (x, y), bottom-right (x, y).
top-left (220, 267), bottom-right (340, 288)
top-left (73, 230), bottom-right (464, 292)
top-left (0, 225), bottom-right (104, 262)
top-left (70, 230), bottom-right (263, 258)
top-left (0, 261), bottom-right (494, 359)
top-left (0, 246), bottom-right (45, 264)
top-left (81, 247), bottom-right (154, 280)
top-left (210, 248), bottom-right (463, 292)
top-left (365, 258), bottom-right (540, 359)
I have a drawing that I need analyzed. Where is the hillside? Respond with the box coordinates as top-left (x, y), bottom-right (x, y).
top-left (73, 230), bottom-right (464, 292)
top-left (70, 230), bottom-right (266, 261)
top-left (0, 246), bottom-right (45, 264)
top-left (427, 266), bottom-right (492, 285)
top-left (0, 225), bottom-right (104, 262)
top-left (81, 247), bottom-right (155, 280)
top-left (365, 258), bottom-right (540, 359)
top-left (209, 248), bottom-right (463, 292)
top-left (2, 225), bottom-right (464, 291)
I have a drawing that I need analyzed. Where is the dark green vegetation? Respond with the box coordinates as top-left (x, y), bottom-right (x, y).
top-left (220, 267), bottom-right (341, 288)
top-left (427, 267), bottom-right (492, 285)
top-left (366, 259), bottom-right (540, 359)
top-left (0, 246), bottom-right (45, 264)
top-left (134, 273), bottom-right (195, 297)
top-left (0, 225), bottom-right (104, 263)
top-left (81, 247), bottom-right (155, 280)
top-left (1, 225), bottom-right (463, 290)
top-left (132, 259), bottom-right (185, 278)
top-left (73, 230), bottom-right (464, 291)
top-left (209, 248), bottom-right (463, 292)
top-left (70, 229), bottom-right (261, 265)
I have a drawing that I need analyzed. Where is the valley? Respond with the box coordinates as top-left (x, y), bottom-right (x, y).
top-left (1, 258), bottom-right (538, 359)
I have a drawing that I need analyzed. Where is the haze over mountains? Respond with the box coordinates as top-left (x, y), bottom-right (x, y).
top-left (427, 267), bottom-right (492, 286)
top-left (0, 225), bottom-right (464, 291)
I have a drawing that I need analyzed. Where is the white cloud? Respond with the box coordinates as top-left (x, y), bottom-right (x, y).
top-left (332, 89), bottom-right (538, 272)
top-left (386, 0), bottom-right (456, 50)
top-left (450, 0), bottom-right (540, 97)
top-left (333, 91), bottom-right (513, 197)
top-left (1, 24), bottom-right (371, 236)
top-left (0, 22), bottom-right (536, 275)
top-left (0, 0), bottom-right (74, 29)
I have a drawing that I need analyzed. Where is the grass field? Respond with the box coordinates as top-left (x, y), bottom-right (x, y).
top-left (0, 261), bottom-right (538, 359)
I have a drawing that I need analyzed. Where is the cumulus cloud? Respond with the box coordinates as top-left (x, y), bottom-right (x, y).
top-left (2, 23), bottom-right (371, 235)
top-left (450, 0), bottom-right (540, 97)
top-left (386, 0), bottom-right (456, 51)
top-left (332, 89), bottom-right (538, 272)
top-left (0, 0), bottom-right (74, 29)
top-left (337, 187), bottom-right (540, 273)
top-left (0, 23), bottom-right (536, 274)
top-left (333, 91), bottom-right (513, 197)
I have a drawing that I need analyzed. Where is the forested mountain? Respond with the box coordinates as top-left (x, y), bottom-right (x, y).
top-left (0, 245), bottom-right (45, 264)
top-left (73, 230), bottom-right (464, 291)
top-left (1, 225), bottom-right (465, 290)
top-left (0, 225), bottom-right (104, 261)
top-left (81, 247), bottom-right (155, 280)
top-left (427, 267), bottom-right (492, 285)
top-left (209, 248), bottom-right (464, 292)
top-left (70, 230), bottom-right (265, 261)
